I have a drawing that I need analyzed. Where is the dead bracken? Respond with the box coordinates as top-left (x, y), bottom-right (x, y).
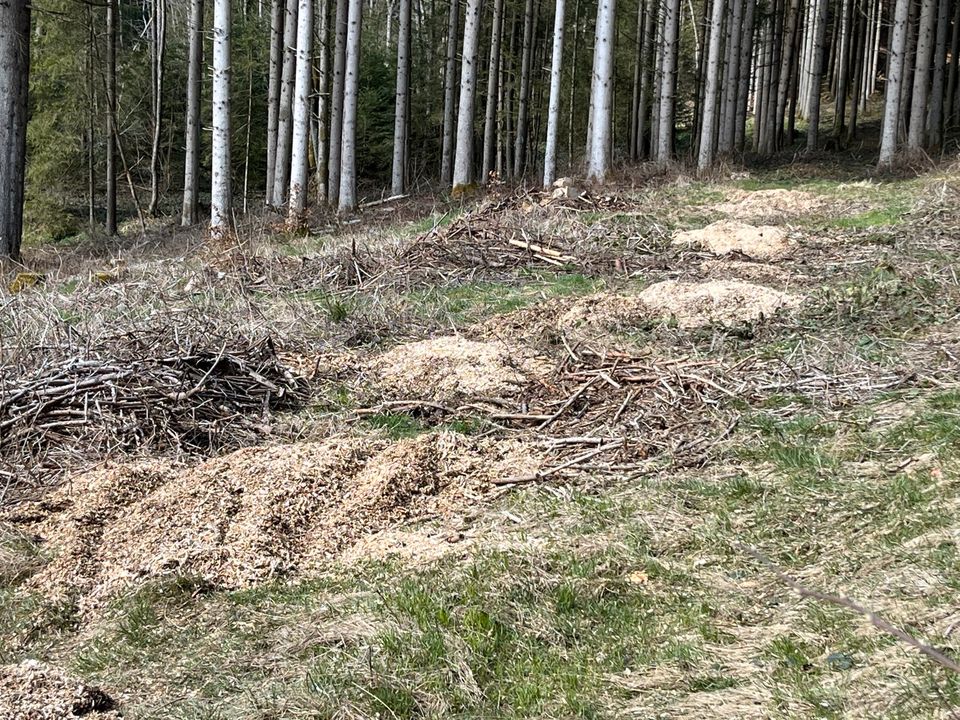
top-left (4, 432), bottom-right (538, 607)
top-left (672, 220), bottom-right (793, 261)
top-left (0, 660), bottom-right (120, 719)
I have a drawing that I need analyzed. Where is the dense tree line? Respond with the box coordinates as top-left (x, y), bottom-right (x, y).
top-left (2, 0), bottom-right (960, 259)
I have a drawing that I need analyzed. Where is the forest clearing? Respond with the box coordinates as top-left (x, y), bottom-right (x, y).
top-left (5, 0), bottom-right (960, 711)
top-left (1, 164), bottom-right (960, 718)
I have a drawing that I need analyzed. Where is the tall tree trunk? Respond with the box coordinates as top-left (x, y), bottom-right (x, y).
top-left (392, 0), bottom-right (411, 194)
top-left (775, 0), bottom-right (801, 145)
top-left (181, 0), bottom-right (204, 226)
top-left (544, 0), bottom-right (566, 185)
top-left (719, 0), bottom-right (743, 154)
top-left (148, 0), bottom-right (167, 216)
top-left (734, 0), bottom-right (756, 150)
top-left (316, 0), bottom-right (330, 202)
top-left (328, 0), bottom-right (348, 206)
top-left (806, 0), bottom-right (829, 152)
top-left (452, 0), bottom-right (482, 189)
top-left (0, 0), bottom-right (30, 261)
top-left (879, 0), bottom-right (912, 164)
top-left (833, 0), bottom-right (854, 136)
top-left (337, 0), bottom-right (362, 212)
top-left (846, 0), bottom-right (868, 141)
top-left (926, 0), bottom-right (949, 146)
top-left (636, 0), bottom-right (656, 158)
top-left (440, 0), bottom-right (460, 185)
top-left (656, 0), bottom-right (681, 163)
top-left (567, 0), bottom-right (581, 161)
top-left (697, 0), bottom-right (726, 169)
top-left (106, 0), bottom-right (118, 236)
top-left (273, 0), bottom-right (300, 206)
top-left (289, 0), bottom-right (314, 218)
top-left (87, 9), bottom-right (96, 229)
top-left (266, 0), bottom-right (284, 204)
top-left (514, 0), bottom-right (537, 176)
top-left (482, 0), bottom-right (506, 181)
top-left (944, 0), bottom-right (960, 123)
top-left (629, 0), bottom-right (644, 160)
top-left (908, 0), bottom-right (937, 149)
top-left (211, 0), bottom-right (232, 240)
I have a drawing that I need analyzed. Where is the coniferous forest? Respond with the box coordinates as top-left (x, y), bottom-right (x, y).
top-left (1, 0), bottom-right (959, 256)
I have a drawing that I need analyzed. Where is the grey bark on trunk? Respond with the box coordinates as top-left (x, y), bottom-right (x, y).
top-left (0, 0), bottom-right (30, 261)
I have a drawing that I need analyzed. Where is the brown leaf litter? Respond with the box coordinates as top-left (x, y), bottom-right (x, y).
top-left (0, 660), bottom-right (120, 719)
top-left (714, 188), bottom-right (833, 220)
top-left (637, 280), bottom-right (801, 328)
top-left (3, 432), bottom-right (539, 607)
top-left (366, 336), bottom-right (552, 404)
top-left (672, 220), bottom-right (794, 261)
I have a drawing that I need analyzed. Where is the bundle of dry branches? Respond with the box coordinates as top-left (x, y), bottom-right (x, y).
top-left (0, 337), bottom-right (307, 495)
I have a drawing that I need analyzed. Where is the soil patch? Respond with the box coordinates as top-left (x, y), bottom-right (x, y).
top-left (5, 432), bottom-right (538, 606)
top-left (714, 189), bottom-right (831, 221)
top-left (0, 660), bottom-right (120, 718)
top-left (673, 221), bottom-right (793, 261)
top-left (638, 280), bottom-right (801, 328)
top-left (367, 336), bottom-right (550, 403)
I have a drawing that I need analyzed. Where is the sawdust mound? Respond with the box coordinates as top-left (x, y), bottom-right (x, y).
top-left (715, 189), bottom-right (830, 220)
top-left (0, 660), bottom-right (120, 719)
top-left (10, 433), bottom-right (536, 605)
top-left (368, 336), bottom-right (548, 402)
top-left (638, 280), bottom-right (800, 328)
top-left (672, 220), bottom-right (793, 261)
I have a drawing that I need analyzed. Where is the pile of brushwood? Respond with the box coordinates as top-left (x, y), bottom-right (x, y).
top-left (0, 334), bottom-right (307, 497)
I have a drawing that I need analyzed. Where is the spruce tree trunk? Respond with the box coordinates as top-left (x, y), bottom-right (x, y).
top-left (440, 0), bottom-right (460, 185)
top-left (181, 0), bottom-right (204, 227)
top-left (482, 0), bottom-right (506, 181)
top-left (0, 0), bottom-right (30, 261)
top-left (337, 0), bottom-right (362, 212)
top-left (926, 0), bottom-right (949, 146)
top-left (879, 0), bottom-right (912, 164)
top-left (944, 0), bottom-right (960, 123)
top-left (328, 0), bottom-right (348, 206)
top-left (806, 0), bottom-right (828, 152)
top-left (629, 0), bottom-right (644, 160)
top-left (211, 0), bottom-right (232, 240)
top-left (148, 0), bottom-right (167, 216)
top-left (289, 0), bottom-right (314, 217)
top-left (719, 0), bottom-right (744, 153)
top-left (514, 0), bottom-right (537, 176)
top-left (273, 0), bottom-right (300, 206)
top-left (568, 0), bottom-right (581, 161)
top-left (544, 0), bottom-right (566, 186)
top-left (316, 0), bottom-right (330, 202)
top-left (266, 0), bottom-right (284, 204)
top-left (106, 0), bottom-right (118, 236)
top-left (656, 0), bottom-right (681, 163)
top-left (453, 0), bottom-right (483, 188)
top-left (734, 0), bottom-right (756, 150)
top-left (775, 0), bottom-right (801, 145)
top-left (697, 0), bottom-right (726, 169)
top-left (833, 0), bottom-right (854, 136)
top-left (392, 0), bottom-right (412, 194)
top-left (637, 0), bottom-right (657, 158)
top-left (846, 0), bottom-right (868, 141)
top-left (908, 0), bottom-right (937, 149)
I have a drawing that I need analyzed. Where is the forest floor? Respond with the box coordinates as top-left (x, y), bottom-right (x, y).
top-left (2, 160), bottom-right (960, 719)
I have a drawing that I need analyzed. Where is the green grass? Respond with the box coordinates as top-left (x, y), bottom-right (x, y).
top-left (406, 272), bottom-right (603, 324)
